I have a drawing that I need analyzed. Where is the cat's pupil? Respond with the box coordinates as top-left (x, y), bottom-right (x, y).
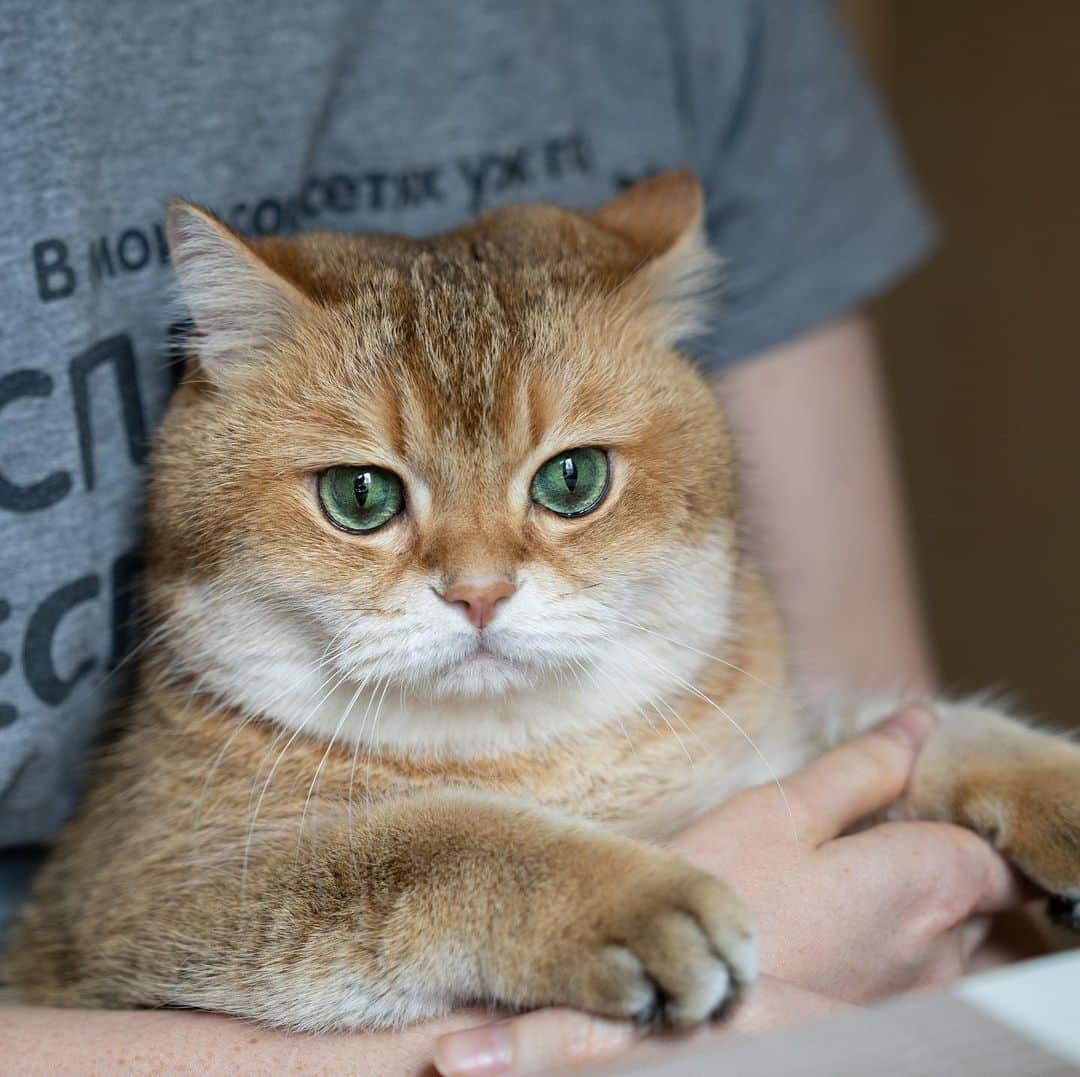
top-left (353, 472), bottom-right (371, 507)
top-left (562, 456), bottom-right (578, 492)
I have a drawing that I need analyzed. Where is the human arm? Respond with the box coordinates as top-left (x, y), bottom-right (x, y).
top-left (0, 979), bottom-right (844, 1077)
top-left (0, 1002), bottom-right (482, 1077)
top-left (713, 313), bottom-right (937, 694)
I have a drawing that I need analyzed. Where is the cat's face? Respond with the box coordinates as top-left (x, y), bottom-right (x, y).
top-left (150, 173), bottom-right (738, 754)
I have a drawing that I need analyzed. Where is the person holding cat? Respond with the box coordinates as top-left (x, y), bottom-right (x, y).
top-left (1, 2), bottom-right (1051, 1074)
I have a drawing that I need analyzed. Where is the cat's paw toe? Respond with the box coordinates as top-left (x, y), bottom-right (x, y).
top-left (959, 764), bottom-right (1080, 902)
top-left (577, 869), bottom-right (756, 1029)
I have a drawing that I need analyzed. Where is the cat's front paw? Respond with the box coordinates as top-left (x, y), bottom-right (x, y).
top-left (958, 762), bottom-right (1080, 926)
top-left (538, 855), bottom-right (757, 1028)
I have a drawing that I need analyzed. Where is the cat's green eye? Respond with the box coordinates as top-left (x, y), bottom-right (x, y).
top-left (530, 447), bottom-right (610, 518)
top-left (317, 466), bottom-right (404, 533)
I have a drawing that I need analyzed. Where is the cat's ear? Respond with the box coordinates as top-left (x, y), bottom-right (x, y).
top-left (166, 200), bottom-right (316, 375)
top-left (592, 171), bottom-right (719, 347)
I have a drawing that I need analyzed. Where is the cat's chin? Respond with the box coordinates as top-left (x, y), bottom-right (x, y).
top-left (425, 651), bottom-right (535, 699)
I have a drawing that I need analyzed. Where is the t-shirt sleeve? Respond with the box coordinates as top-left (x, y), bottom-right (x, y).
top-left (678, 0), bottom-right (936, 369)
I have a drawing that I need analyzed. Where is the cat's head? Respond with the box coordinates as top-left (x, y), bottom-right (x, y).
top-left (150, 172), bottom-right (739, 754)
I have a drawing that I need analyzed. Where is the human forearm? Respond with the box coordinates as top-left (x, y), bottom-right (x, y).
top-left (0, 1003), bottom-right (478, 1076)
top-left (714, 314), bottom-right (937, 693)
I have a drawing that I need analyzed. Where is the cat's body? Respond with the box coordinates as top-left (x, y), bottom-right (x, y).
top-left (8, 173), bottom-right (1080, 1031)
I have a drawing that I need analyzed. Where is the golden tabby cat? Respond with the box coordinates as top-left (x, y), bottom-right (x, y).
top-left (7, 173), bottom-right (1079, 1031)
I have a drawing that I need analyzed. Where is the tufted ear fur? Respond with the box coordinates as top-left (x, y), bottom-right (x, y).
top-left (592, 171), bottom-right (720, 347)
top-left (165, 200), bottom-right (316, 375)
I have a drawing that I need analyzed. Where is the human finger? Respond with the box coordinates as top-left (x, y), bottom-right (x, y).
top-left (781, 706), bottom-right (936, 846)
top-left (433, 1007), bottom-right (636, 1077)
top-left (837, 820), bottom-right (1026, 916)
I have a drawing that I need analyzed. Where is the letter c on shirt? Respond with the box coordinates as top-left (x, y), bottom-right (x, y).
top-left (0, 370), bottom-right (73, 513)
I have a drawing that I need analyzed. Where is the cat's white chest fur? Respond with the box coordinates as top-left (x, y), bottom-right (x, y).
top-left (532, 692), bottom-right (820, 843)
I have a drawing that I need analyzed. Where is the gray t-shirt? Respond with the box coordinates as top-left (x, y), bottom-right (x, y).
top-left (0, 0), bottom-right (932, 931)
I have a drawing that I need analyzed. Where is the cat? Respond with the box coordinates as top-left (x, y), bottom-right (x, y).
top-left (6, 172), bottom-right (1080, 1032)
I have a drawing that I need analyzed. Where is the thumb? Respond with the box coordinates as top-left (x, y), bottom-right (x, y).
top-left (434, 1008), bottom-right (636, 1077)
top-left (784, 705), bottom-right (936, 846)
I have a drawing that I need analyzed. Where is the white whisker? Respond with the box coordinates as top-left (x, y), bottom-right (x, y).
top-left (241, 667), bottom-right (351, 895)
top-left (607, 613), bottom-right (774, 692)
top-left (297, 673), bottom-right (370, 851)
top-left (610, 634), bottom-right (798, 843)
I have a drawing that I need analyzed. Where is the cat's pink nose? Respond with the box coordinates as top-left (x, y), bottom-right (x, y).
top-left (440, 577), bottom-right (517, 630)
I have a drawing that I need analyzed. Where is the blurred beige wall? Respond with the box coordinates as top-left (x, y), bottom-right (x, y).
top-left (840, 1), bottom-right (1080, 724)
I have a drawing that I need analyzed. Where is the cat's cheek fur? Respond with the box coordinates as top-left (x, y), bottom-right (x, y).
top-left (161, 533), bottom-right (736, 757)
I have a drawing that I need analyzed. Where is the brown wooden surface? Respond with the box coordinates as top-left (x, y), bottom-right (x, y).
top-left (842, 1), bottom-right (1080, 726)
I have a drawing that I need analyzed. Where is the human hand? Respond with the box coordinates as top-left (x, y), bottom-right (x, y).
top-left (672, 705), bottom-right (1025, 1000)
top-left (433, 975), bottom-right (846, 1076)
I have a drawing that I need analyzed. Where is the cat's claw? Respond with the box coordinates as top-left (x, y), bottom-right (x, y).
top-left (1047, 894), bottom-right (1080, 933)
top-left (709, 978), bottom-right (745, 1023)
top-left (630, 975), bottom-right (668, 1030)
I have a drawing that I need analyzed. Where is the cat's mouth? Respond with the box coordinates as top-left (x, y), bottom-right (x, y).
top-left (426, 635), bottom-right (536, 698)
